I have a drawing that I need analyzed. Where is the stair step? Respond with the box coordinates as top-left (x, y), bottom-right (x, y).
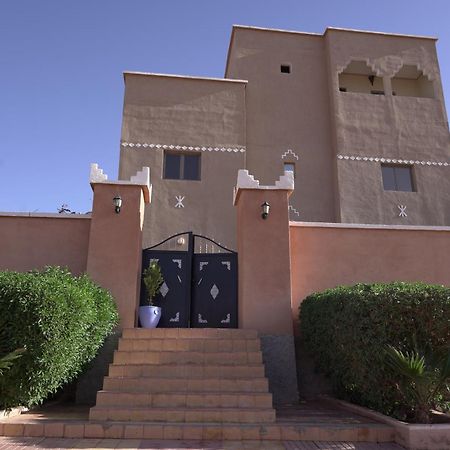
top-left (103, 377), bottom-right (269, 392)
top-left (95, 391), bottom-right (273, 408)
top-left (117, 338), bottom-right (260, 352)
top-left (0, 419), bottom-right (396, 441)
top-left (121, 328), bottom-right (258, 340)
top-left (89, 328), bottom-right (275, 427)
top-left (113, 350), bottom-right (263, 365)
top-left (108, 363), bottom-right (265, 378)
top-left (89, 406), bottom-right (276, 423)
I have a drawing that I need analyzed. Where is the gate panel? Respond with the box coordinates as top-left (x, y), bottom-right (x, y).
top-left (191, 253), bottom-right (238, 328)
top-left (140, 250), bottom-right (190, 328)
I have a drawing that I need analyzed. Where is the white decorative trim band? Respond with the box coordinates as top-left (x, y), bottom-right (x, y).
top-left (121, 142), bottom-right (246, 153)
top-left (337, 155), bottom-right (449, 167)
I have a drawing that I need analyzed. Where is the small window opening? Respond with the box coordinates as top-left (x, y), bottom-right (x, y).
top-left (281, 64), bottom-right (291, 74)
top-left (284, 162), bottom-right (296, 178)
top-left (381, 164), bottom-right (415, 192)
top-left (164, 152), bottom-right (201, 180)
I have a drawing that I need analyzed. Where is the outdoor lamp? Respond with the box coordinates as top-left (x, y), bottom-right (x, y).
top-left (261, 201), bottom-right (270, 220)
top-left (113, 195), bottom-right (122, 214)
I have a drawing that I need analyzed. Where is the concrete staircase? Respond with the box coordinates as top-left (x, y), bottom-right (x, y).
top-left (89, 328), bottom-right (276, 425)
top-left (0, 329), bottom-right (396, 441)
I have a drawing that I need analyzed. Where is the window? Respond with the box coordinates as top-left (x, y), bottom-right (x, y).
top-left (381, 164), bottom-right (414, 192)
top-left (391, 65), bottom-right (434, 99)
top-left (338, 60), bottom-right (384, 95)
top-left (280, 64), bottom-right (291, 74)
top-left (284, 162), bottom-right (295, 178)
top-left (164, 152), bottom-right (201, 180)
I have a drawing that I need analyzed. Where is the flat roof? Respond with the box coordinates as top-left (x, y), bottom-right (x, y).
top-left (231, 24), bottom-right (438, 41)
top-left (225, 24), bottom-right (437, 77)
top-left (123, 71), bottom-right (248, 84)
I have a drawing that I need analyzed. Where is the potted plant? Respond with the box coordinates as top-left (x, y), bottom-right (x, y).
top-left (139, 261), bottom-right (164, 328)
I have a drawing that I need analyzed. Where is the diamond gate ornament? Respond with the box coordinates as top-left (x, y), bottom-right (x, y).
top-left (210, 284), bottom-right (219, 300)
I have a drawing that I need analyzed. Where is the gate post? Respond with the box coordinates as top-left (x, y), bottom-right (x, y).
top-left (234, 169), bottom-right (298, 404)
top-left (86, 164), bottom-right (151, 329)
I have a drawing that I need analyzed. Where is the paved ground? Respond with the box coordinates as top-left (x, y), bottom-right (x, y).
top-left (0, 437), bottom-right (404, 449)
top-left (7, 401), bottom-right (385, 425)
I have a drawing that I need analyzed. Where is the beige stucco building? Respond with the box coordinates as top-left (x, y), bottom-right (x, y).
top-left (119, 25), bottom-right (450, 249)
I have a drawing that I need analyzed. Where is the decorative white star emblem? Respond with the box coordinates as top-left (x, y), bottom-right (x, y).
top-left (175, 196), bottom-right (185, 208)
top-left (398, 205), bottom-right (407, 218)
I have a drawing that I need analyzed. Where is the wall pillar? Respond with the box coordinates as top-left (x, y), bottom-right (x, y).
top-left (86, 164), bottom-right (151, 330)
top-left (234, 170), bottom-right (298, 404)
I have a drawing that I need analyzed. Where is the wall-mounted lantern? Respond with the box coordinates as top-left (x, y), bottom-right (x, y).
top-left (113, 195), bottom-right (122, 214)
top-left (261, 201), bottom-right (270, 220)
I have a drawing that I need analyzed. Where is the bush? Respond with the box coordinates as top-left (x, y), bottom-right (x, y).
top-left (0, 267), bottom-right (118, 409)
top-left (299, 282), bottom-right (450, 420)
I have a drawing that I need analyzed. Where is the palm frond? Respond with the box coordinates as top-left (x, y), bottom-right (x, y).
top-left (385, 346), bottom-right (426, 380)
top-left (0, 348), bottom-right (26, 375)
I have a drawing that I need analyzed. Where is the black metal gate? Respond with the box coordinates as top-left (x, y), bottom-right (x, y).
top-left (140, 232), bottom-right (238, 328)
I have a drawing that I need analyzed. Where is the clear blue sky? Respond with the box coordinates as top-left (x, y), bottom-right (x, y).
top-left (1, 0), bottom-right (449, 213)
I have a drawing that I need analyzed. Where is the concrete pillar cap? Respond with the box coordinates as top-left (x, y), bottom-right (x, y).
top-left (89, 163), bottom-right (152, 203)
top-left (233, 169), bottom-right (294, 205)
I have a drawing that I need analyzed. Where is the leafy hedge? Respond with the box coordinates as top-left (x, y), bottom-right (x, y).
top-left (0, 267), bottom-right (118, 409)
top-left (300, 282), bottom-right (450, 419)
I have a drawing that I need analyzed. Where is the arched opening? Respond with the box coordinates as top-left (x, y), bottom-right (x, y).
top-left (391, 65), bottom-right (434, 98)
top-left (338, 60), bottom-right (384, 95)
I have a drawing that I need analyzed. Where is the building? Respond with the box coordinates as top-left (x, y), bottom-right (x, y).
top-left (118, 25), bottom-right (450, 249)
top-left (1, 25), bottom-right (450, 411)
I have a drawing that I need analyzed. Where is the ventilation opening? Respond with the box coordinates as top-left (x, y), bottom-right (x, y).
top-left (281, 64), bottom-right (291, 74)
top-left (338, 61), bottom-right (384, 95)
top-left (391, 65), bottom-right (434, 99)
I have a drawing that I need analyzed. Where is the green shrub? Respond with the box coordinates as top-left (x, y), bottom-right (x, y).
top-left (299, 282), bottom-right (450, 420)
top-left (142, 261), bottom-right (164, 306)
top-left (0, 267), bottom-right (118, 409)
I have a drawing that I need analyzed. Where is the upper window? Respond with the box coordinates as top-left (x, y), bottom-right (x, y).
top-left (284, 162), bottom-right (296, 178)
top-left (381, 164), bottom-right (415, 192)
top-left (164, 152), bottom-right (201, 180)
top-left (338, 61), bottom-right (384, 95)
top-left (280, 64), bottom-right (291, 74)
